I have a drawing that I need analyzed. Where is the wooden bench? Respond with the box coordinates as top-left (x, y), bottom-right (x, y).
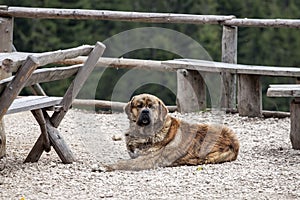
top-left (0, 41), bottom-right (106, 163)
top-left (267, 84), bottom-right (300, 149)
top-left (163, 59), bottom-right (300, 116)
top-left (59, 57), bottom-right (300, 116)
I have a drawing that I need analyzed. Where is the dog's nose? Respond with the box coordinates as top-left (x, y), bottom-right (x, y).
top-left (142, 109), bottom-right (149, 114)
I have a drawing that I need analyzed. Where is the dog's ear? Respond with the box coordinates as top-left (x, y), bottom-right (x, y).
top-left (125, 97), bottom-right (136, 121)
top-left (125, 101), bottom-right (131, 117)
top-left (158, 99), bottom-right (168, 121)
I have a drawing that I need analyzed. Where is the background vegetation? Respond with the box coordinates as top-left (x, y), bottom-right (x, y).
top-left (1, 0), bottom-right (300, 111)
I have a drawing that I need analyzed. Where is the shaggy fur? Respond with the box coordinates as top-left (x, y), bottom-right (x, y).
top-left (101, 94), bottom-right (239, 171)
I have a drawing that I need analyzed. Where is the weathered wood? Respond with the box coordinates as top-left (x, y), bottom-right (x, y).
top-left (176, 69), bottom-right (206, 112)
top-left (1, 7), bottom-right (300, 28)
top-left (224, 18), bottom-right (300, 28)
top-left (73, 99), bottom-right (177, 112)
top-left (44, 112), bottom-right (76, 164)
top-left (164, 59), bottom-right (300, 77)
top-left (269, 84), bottom-right (300, 88)
top-left (290, 99), bottom-right (300, 149)
top-left (0, 45), bottom-right (93, 72)
top-left (7, 96), bottom-right (62, 114)
top-left (238, 74), bottom-right (262, 117)
top-left (0, 7), bottom-right (235, 24)
top-left (25, 110), bottom-right (76, 163)
top-left (59, 57), bottom-right (300, 77)
top-left (0, 17), bottom-right (13, 54)
top-left (29, 83), bottom-right (47, 96)
top-left (1, 42), bottom-right (106, 163)
top-left (267, 84), bottom-right (300, 97)
top-left (51, 42), bottom-right (106, 127)
top-left (221, 25), bottom-right (238, 110)
top-left (0, 120), bottom-right (5, 159)
top-left (61, 56), bottom-right (167, 71)
top-left (73, 99), bottom-right (126, 111)
top-left (0, 16), bottom-right (13, 159)
top-left (31, 109), bottom-right (50, 152)
top-left (0, 56), bottom-right (39, 119)
top-left (24, 133), bottom-right (45, 163)
top-left (0, 64), bottom-right (81, 92)
top-left (262, 110), bottom-right (290, 118)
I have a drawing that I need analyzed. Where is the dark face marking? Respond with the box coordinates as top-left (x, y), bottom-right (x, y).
top-left (125, 94), bottom-right (169, 129)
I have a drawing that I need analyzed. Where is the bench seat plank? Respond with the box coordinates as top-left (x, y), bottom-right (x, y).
top-left (7, 96), bottom-right (62, 114)
top-left (163, 59), bottom-right (300, 77)
top-left (267, 84), bottom-right (300, 97)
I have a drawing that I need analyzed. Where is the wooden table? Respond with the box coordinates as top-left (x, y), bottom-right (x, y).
top-left (0, 42), bottom-right (105, 163)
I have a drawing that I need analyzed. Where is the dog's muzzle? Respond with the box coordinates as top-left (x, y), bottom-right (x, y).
top-left (137, 109), bottom-right (151, 126)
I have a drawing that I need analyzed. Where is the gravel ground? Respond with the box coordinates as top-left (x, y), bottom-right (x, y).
top-left (1, 109), bottom-right (300, 200)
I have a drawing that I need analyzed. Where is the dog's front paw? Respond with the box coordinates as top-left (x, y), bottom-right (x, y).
top-left (91, 163), bottom-right (113, 172)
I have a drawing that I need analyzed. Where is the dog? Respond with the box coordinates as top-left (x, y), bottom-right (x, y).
top-left (98, 94), bottom-right (239, 171)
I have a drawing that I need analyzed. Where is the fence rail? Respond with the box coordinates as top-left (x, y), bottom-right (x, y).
top-left (0, 5), bottom-right (300, 117)
top-left (1, 6), bottom-right (300, 28)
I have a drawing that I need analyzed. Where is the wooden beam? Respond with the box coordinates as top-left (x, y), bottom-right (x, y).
top-left (0, 120), bottom-right (5, 159)
top-left (0, 56), bottom-right (39, 119)
top-left (25, 111), bottom-right (76, 164)
top-left (176, 69), bottom-right (206, 112)
top-left (1, 7), bottom-right (300, 28)
top-left (0, 15), bottom-right (13, 159)
top-left (267, 84), bottom-right (300, 97)
top-left (262, 110), bottom-right (290, 118)
top-left (29, 83), bottom-right (47, 96)
top-left (72, 99), bottom-right (177, 112)
top-left (290, 99), bottom-right (300, 149)
top-left (6, 96), bottom-right (62, 115)
top-left (238, 74), bottom-right (262, 117)
top-left (24, 133), bottom-right (45, 163)
top-left (0, 45), bottom-right (93, 72)
top-left (51, 42), bottom-right (106, 127)
top-left (0, 7), bottom-right (235, 24)
top-left (224, 18), bottom-right (300, 28)
top-left (0, 65), bottom-right (81, 92)
top-left (221, 25), bottom-right (238, 110)
top-left (31, 109), bottom-right (50, 152)
top-left (59, 57), bottom-right (300, 77)
top-left (0, 17), bottom-right (13, 53)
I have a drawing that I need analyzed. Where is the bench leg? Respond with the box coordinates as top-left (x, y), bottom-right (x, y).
top-left (238, 74), bottom-right (262, 117)
top-left (290, 99), bottom-right (300, 149)
top-left (24, 133), bottom-right (45, 163)
top-left (46, 119), bottom-right (76, 164)
top-left (24, 111), bottom-right (76, 164)
top-left (31, 109), bottom-right (51, 152)
top-left (177, 69), bottom-right (206, 112)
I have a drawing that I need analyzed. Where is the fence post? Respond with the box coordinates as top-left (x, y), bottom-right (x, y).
top-left (221, 25), bottom-right (237, 112)
top-left (176, 69), bottom-right (206, 113)
top-left (0, 7), bottom-right (14, 158)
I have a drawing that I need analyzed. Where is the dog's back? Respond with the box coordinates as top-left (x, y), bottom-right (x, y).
top-left (169, 119), bottom-right (239, 166)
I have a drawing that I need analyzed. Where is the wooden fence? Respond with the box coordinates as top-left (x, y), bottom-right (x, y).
top-left (1, 6), bottom-right (300, 117)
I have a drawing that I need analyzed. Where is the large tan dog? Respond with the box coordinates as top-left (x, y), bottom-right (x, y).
top-left (100, 94), bottom-right (239, 171)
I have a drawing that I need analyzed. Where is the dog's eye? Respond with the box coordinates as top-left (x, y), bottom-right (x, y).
top-left (148, 104), bottom-right (153, 108)
top-left (137, 104), bottom-right (143, 108)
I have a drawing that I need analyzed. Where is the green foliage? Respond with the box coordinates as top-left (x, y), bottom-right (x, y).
top-left (1, 0), bottom-right (300, 111)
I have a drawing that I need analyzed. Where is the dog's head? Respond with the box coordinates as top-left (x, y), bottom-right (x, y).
top-left (125, 94), bottom-right (169, 128)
